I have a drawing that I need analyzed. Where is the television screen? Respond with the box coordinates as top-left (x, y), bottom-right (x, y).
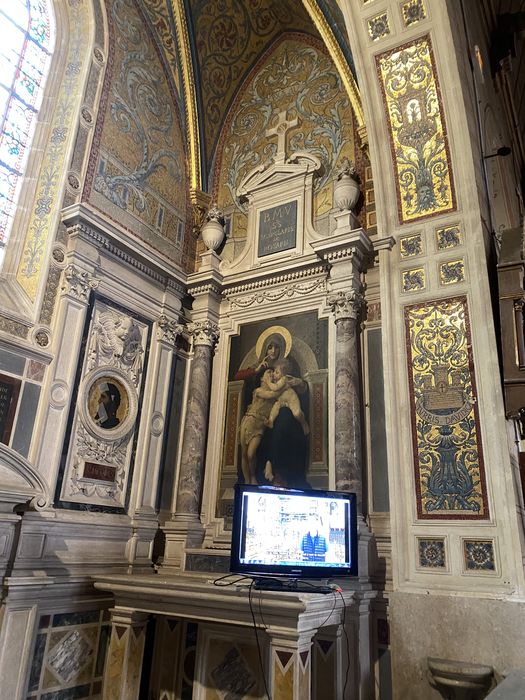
top-left (230, 484), bottom-right (358, 579)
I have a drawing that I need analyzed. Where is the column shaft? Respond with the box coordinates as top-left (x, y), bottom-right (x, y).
top-left (102, 610), bottom-right (148, 700)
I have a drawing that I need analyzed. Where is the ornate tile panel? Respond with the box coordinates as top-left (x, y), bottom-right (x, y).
top-left (376, 36), bottom-right (456, 223)
top-left (464, 539), bottom-right (496, 572)
top-left (405, 296), bottom-right (489, 519)
top-left (368, 13), bottom-right (390, 41)
top-left (417, 537), bottom-right (446, 568)
top-left (436, 224), bottom-right (461, 250)
top-left (400, 233), bottom-right (423, 258)
top-left (401, 0), bottom-right (427, 27)
top-left (440, 259), bottom-right (465, 285)
top-left (401, 267), bottom-right (425, 293)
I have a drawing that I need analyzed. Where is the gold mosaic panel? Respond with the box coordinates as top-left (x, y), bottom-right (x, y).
top-left (368, 13), bottom-right (390, 41)
top-left (440, 259), bottom-right (465, 285)
top-left (436, 224), bottom-right (461, 249)
top-left (376, 36), bottom-right (456, 223)
top-left (400, 233), bottom-right (423, 258)
top-left (401, 267), bottom-right (425, 293)
top-left (405, 296), bottom-right (488, 519)
top-left (401, 0), bottom-right (427, 27)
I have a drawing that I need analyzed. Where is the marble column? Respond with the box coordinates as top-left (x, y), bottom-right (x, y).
top-left (102, 609), bottom-right (149, 700)
top-left (174, 319), bottom-right (220, 516)
top-left (328, 289), bottom-right (365, 514)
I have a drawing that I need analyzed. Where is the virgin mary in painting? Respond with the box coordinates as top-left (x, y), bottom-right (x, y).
top-left (235, 326), bottom-right (310, 489)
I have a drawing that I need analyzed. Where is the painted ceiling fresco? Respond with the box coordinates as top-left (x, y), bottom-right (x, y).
top-left (188, 0), bottom-right (321, 171)
top-left (212, 34), bottom-right (356, 263)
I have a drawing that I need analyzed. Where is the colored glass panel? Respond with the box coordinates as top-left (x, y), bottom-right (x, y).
top-left (0, 1), bottom-right (55, 266)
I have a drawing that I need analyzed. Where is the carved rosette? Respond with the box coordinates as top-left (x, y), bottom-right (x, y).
top-left (187, 320), bottom-right (220, 347)
top-left (327, 290), bottom-right (364, 321)
top-left (156, 315), bottom-right (183, 345)
top-left (62, 264), bottom-right (99, 302)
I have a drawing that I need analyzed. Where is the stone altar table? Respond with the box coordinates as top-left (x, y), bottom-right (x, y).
top-left (94, 573), bottom-right (357, 700)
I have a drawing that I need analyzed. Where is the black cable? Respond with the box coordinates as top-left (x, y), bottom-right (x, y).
top-left (212, 573), bottom-right (253, 587)
top-left (248, 579), bottom-right (272, 700)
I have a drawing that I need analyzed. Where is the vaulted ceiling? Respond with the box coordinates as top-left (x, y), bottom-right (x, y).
top-left (138, 0), bottom-right (359, 193)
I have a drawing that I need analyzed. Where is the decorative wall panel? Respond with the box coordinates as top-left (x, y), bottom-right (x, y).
top-left (405, 296), bottom-right (488, 519)
top-left (376, 36), bottom-right (456, 224)
top-left (27, 609), bottom-right (110, 700)
top-left (84, 0), bottom-right (194, 270)
top-left (57, 296), bottom-right (150, 511)
top-left (213, 34), bottom-right (356, 263)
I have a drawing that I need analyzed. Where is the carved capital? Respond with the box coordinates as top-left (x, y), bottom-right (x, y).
top-left (62, 264), bottom-right (98, 301)
top-left (187, 319), bottom-right (220, 347)
top-left (156, 314), bottom-right (183, 345)
top-left (327, 289), bottom-right (364, 321)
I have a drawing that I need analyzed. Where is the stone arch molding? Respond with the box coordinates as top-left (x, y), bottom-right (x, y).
top-left (0, 444), bottom-right (51, 511)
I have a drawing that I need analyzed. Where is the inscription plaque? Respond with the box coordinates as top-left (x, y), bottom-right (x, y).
top-left (0, 374), bottom-right (21, 445)
top-left (258, 201), bottom-right (297, 257)
top-left (83, 462), bottom-right (117, 483)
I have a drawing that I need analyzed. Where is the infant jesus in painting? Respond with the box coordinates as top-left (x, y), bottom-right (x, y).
top-left (239, 359), bottom-right (309, 485)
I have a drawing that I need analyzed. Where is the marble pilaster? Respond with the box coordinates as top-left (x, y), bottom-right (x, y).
top-left (268, 632), bottom-right (313, 700)
top-left (102, 608), bottom-right (149, 700)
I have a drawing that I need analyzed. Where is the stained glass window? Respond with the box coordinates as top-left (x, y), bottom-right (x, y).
top-left (0, 1), bottom-right (55, 267)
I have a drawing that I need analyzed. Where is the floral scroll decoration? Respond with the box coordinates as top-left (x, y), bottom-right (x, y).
top-left (376, 36), bottom-right (456, 223)
top-left (405, 296), bottom-right (489, 519)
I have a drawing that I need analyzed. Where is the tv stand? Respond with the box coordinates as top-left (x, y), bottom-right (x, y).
top-left (253, 577), bottom-right (334, 594)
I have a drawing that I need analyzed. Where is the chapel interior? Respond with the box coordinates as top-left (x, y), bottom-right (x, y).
top-left (1, 0), bottom-right (525, 698)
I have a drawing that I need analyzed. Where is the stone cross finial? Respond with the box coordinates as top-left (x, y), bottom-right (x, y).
top-left (265, 110), bottom-right (299, 163)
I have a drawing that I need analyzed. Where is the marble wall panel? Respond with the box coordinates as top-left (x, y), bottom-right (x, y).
top-left (27, 609), bottom-right (110, 700)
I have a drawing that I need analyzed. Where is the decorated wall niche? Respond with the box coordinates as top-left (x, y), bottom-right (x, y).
top-left (376, 36), bottom-right (456, 224)
top-left (211, 33), bottom-right (357, 264)
top-left (404, 296), bottom-right (489, 519)
top-left (84, 0), bottom-right (194, 270)
top-left (217, 311), bottom-right (328, 521)
top-left (56, 297), bottom-right (150, 511)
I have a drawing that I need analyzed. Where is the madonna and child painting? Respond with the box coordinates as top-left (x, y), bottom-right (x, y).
top-left (220, 312), bottom-right (328, 498)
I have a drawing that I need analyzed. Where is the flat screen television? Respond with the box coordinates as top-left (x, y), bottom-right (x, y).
top-left (230, 484), bottom-right (358, 580)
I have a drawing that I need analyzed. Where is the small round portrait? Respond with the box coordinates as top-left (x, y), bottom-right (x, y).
top-left (88, 377), bottom-right (128, 430)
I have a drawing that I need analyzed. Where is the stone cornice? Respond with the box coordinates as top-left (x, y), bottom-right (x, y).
top-left (61, 204), bottom-right (187, 296)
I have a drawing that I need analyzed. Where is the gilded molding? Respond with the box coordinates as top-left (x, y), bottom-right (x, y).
top-left (170, 0), bottom-right (202, 192)
top-left (301, 0), bottom-right (365, 136)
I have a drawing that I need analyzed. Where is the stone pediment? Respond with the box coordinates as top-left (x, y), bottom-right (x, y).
top-left (237, 152), bottom-right (322, 200)
top-left (0, 443), bottom-right (51, 511)
top-left (221, 151), bottom-right (322, 277)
